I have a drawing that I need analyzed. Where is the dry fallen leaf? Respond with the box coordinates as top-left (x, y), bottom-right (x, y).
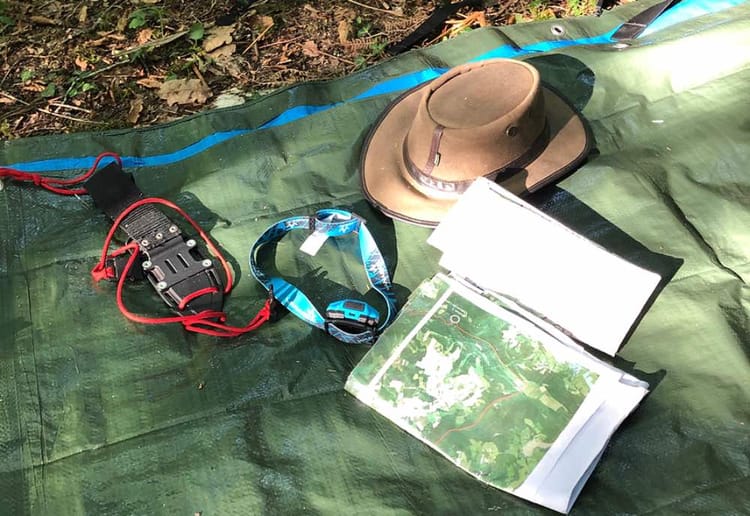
top-left (303, 4), bottom-right (319, 15)
top-left (115, 14), bottom-right (128, 32)
top-left (89, 34), bottom-right (110, 46)
top-left (210, 50), bottom-right (243, 79)
top-left (136, 77), bottom-right (163, 89)
top-left (222, 60), bottom-right (243, 79)
top-left (0, 96), bottom-right (15, 105)
top-left (22, 82), bottom-right (45, 93)
top-left (137, 28), bottom-right (153, 45)
top-left (208, 43), bottom-right (236, 60)
top-left (78, 5), bottom-right (88, 24)
top-left (158, 78), bottom-right (212, 106)
top-left (203, 25), bottom-right (234, 53)
top-left (127, 96), bottom-right (144, 124)
top-left (74, 56), bottom-right (88, 71)
top-left (31, 15), bottom-right (60, 26)
top-left (256, 16), bottom-right (274, 30)
top-left (301, 40), bottom-right (321, 58)
top-left (337, 20), bottom-right (351, 44)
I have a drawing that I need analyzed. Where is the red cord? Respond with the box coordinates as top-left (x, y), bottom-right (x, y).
top-left (0, 153), bottom-right (122, 195)
top-left (1, 151), bottom-right (271, 337)
top-left (178, 287), bottom-right (220, 311)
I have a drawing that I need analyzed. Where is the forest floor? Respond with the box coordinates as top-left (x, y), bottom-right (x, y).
top-left (0, 0), bottom-right (626, 138)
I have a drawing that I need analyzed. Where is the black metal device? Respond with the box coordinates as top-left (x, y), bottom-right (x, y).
top-left (84, 162), bottom-right (224, 315)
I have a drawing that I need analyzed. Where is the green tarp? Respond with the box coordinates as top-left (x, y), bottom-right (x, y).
top-left (1, 0), bottom-right (748, 513)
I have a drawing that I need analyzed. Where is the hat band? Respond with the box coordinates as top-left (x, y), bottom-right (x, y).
top-left (403, 122), bottom-right (550, 198)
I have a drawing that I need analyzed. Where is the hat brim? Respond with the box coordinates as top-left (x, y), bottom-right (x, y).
top-left (361, 79), bottom-right (592, 227)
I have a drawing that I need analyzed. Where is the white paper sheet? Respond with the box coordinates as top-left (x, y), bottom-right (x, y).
top-left (428, 178), bottom-right (661, 355)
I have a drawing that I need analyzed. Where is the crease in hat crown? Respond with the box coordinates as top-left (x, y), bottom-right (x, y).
top-left (401, 59), bottom-right (548, 200)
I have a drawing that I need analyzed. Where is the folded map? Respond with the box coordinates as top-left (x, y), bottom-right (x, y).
top-left (346, 273), bottom-right (648, 513)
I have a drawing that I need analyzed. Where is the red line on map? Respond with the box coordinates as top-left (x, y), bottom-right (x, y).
top-left (433, 391), bottom-right (521, 445)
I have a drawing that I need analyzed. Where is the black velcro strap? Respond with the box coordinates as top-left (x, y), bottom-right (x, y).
top-left (387, 0), bottom-right (485, 55)
top-left (611, 0), bottom-right (681, 40)
top-left (84, 162), bottom-right (224, 315)
top-left (83, 161), bottom-right (143, 219)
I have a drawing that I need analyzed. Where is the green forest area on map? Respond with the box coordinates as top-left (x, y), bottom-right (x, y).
top-left (347, 275), bottom-right (600, 489)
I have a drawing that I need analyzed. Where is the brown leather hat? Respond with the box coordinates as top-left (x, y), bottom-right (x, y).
top-left (361, 58), bottom-right (591, 226)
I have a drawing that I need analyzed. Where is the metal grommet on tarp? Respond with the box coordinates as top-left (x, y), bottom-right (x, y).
top-left (551, 24), bottom-right (566, 36)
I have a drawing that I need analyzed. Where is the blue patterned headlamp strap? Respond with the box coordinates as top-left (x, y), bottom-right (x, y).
top-left (249, 209), bottom-right (397, 344)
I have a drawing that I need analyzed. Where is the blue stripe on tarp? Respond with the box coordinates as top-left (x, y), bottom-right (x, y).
top-left (640, 0), bottom-right (748, 37)
top-left (9, 130), bottom-right (250, 172)
top-left (6, 70), bottom-right (451, 173)
top-left (4, 0), bottom-right (746, 173)
top-left (257, 68), bottom-right (446, 128)
top-left (469, 28), bottom-right (619, 62)
top-left (258, 105), bottom-right (333, 129)
top-left (351, 68), bottom-right (446, 101)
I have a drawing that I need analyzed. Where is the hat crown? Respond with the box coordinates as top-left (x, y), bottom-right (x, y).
top-left (403, 60), bottom-right (547, 195)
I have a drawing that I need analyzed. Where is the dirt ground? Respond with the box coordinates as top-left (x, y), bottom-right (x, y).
top-left (0, 0), bottom-right (620, 138)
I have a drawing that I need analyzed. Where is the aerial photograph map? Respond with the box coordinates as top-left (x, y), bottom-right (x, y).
top-left (347, 275), bottom-right (600, 490)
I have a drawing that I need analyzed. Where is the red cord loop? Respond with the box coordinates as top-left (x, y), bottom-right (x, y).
top-left (1, 151), bottom-right (270, 337)
top-left (0, 152), bottom-right (122, 195)
top-left (178, 287), bottom-right (221, 311)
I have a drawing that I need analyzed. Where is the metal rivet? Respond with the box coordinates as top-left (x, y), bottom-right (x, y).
top-left (142, 260), bottom-right (152, 270)
top-left (168, 225), bottom-right (178, 234)
top-left (141, 239), bottom-right (149, 247)
top-left (186, 239), bottom-right (197, 248)
top-left (202, 259), bottom-right (212, 268)
top-left (156, 281), bottom-right (167, 291)
top-left (551, 24), bottom-right (565, 36)
top-left (155, 232), bottom-right (163, 240)
top-left (506, 126), bottom-right (518, 137)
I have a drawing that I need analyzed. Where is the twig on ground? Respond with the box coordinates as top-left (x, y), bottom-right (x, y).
top-left (1, 91), bottom-right (29, 105)
top-left (258, 36), bottom-right (305, 49)
top-left (58, 30), bottom-right (189, 97)
top-left (76, 60), bottom-right (129, 82)
top-left (346, 0), bottom-right (404, 16)
top-left (48, 101), bottom-right (93, 114)
top-left (192, 65), bottom-right (210, 91)
top-left (302, 45), bottom-right (356, 66)
top-left (36, 108), bottom-right (101, 124)
top-left (112, 30), bottom-right (189, 58)
top-left (242, 23), bottom-right (275, 55)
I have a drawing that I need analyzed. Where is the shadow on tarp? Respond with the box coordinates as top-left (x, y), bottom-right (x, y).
top-left (251, 197), bottom-right (409, 330)
top-left (350, 197), bottom-right (410, 303)
top-left (171, 190), bottom-right (244, 282)
top-left (527, 185), bottom-right (680, 392)
top-left (524, 53), bottom-right (597, 113)
top-left (515, 54), bottom-right (677, 389)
